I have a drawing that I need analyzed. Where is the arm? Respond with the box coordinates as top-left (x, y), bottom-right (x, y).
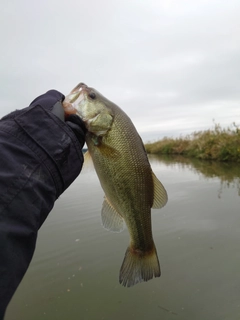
top-left (0, 90), bottom-right (85, 319)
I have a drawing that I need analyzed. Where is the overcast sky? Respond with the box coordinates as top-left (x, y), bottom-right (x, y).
top-left (1, 0), bottom-right (240, 141)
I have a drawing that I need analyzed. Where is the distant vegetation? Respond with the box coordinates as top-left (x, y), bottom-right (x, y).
top-left (145, 122), bottom-right (240, 162)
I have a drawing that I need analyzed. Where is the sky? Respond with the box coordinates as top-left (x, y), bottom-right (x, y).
top-left (1, 0), bottom-right (240, 142)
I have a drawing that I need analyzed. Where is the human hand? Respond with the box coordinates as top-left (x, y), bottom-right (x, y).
top-left (65, 114), bottom-right (87, 149)
top-left (52, 101), bottom-right (87, 149)
top-left (30, 90), bottom-right (87, 148)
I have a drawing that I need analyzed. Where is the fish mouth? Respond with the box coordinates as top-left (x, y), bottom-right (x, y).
top-left (64, 82), bottom-right (91, 109)
top-left (63, 83), bottom-right (89, 116)
top-left (70, 82), bottom-right (88, 94)
top-left (63, 82), bottom-right (99, 125)
top-left (67, 82), bottom-right (89, 103)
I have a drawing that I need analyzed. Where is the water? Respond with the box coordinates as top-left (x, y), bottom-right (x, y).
top-left (5, 155), bottom-right (240, 320)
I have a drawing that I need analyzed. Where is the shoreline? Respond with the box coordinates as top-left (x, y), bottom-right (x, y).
top-left (144, 122), bottom-right (240, 162)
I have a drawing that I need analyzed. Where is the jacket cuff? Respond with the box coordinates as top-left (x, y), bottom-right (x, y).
top-left (29, 90), bottom-right (65, 108)
top-left (15, 104), bottom-right (83, 196)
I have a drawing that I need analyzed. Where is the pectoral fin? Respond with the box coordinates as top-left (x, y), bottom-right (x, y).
top-left (101, 197), bottom-right (125, 232)
top-left (82, 150), bottom-right (94, 171)
top-left (97, 143), bottom-right (120, 160)
top-left (89, 134), bottom-right (120, 160)
top-left (152, 171), bottom-right (168, 209)
top-left (84, 150), bottom-right (91, 161)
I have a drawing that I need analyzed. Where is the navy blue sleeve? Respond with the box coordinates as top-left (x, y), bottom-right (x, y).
top-left (0, 90), bottom-right (84, 319)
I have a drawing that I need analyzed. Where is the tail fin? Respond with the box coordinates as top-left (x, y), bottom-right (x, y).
top-left (119, 245), bottom-right (161, 287)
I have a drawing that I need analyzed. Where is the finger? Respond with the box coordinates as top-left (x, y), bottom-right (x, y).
top-left (66, 114), bottom-right (87, 134)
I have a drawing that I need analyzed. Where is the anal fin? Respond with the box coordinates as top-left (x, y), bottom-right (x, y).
top-left (101, 197), bottom-right (125, 232)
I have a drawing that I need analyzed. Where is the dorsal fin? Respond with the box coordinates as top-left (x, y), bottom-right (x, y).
top-left (152, 171), bottom-right (168, 209)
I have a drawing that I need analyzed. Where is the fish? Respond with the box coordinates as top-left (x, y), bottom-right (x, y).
top-left (63, 83), bottom-right (168, 287)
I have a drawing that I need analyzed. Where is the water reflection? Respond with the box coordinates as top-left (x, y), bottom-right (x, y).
top-left (5, 153), bottom-right (240, 320)
top-left (149, 154), bottom-right (240, 197)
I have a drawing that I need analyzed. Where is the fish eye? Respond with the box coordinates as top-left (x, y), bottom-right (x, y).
top-left (89, 92), bottom-right (96, 100)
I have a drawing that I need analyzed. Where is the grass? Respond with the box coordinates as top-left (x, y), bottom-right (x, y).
top-left (145, 122), bottom-right (240, 162)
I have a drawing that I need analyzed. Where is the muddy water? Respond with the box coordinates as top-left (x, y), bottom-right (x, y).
top-left (5, 155), bottom-right (240, 320)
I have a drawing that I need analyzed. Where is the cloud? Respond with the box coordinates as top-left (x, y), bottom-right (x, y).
top-left (0, 0), bottom-right (240, 141)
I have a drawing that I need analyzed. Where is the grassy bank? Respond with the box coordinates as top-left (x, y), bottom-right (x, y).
top-left (145, 122), bottom-right (240, 162)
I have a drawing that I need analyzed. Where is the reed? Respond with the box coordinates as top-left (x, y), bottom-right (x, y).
top-left (145, 122), bottom-right (240, 162)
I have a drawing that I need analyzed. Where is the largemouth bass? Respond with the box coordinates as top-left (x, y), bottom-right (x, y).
top-left (63, 83), bottom-right (168, 287)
